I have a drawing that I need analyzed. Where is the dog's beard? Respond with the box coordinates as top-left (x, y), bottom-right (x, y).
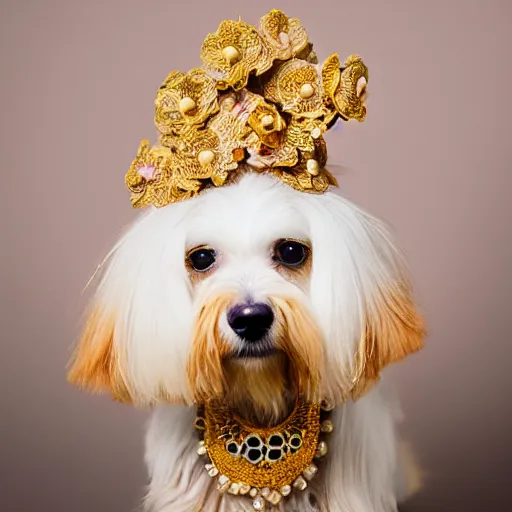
top-left (223, 352), bottom-right (294, 426)
top-left (187, 295), bottom-right (324, 426)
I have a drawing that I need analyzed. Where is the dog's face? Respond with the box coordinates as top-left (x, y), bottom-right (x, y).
top-left (182, 178), bottom-right (323, 421)
top-left (68, 173), bottom-right (424, 414)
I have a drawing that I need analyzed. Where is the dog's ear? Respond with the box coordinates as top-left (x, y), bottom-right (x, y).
top-left (351, 281), bottom-right (426, 398)
top-left (67, 207), bottom-right (195, 407)
top-left (305, 192), bottom-right (426, 402)
top-left (67, 305), bottom-right (133, 403)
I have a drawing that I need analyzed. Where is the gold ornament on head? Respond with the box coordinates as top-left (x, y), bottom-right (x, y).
top-left (126, 9), bottom-right (369, 209)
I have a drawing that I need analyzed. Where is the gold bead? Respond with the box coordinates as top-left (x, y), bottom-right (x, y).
top-left (179, 96), bottom-right (196, 115)
top-left (321, 399), bottom-right (335, 411)
top-left (321, 419), bottom-right (334, 433)
top-left (300, 83), bottom-right (315, 99)
top-left (315, 441), bottom-right (328, 458)
top-left (306, 158), bottom-right (320, 176)
top-left (356, 76), bottom-right (367, 98)
top-left (198, 150), bottom-right (215, 167)
top-left (222, 45), bottom-right (241, 64)
top-left (293, 476), bottom-right (308, 491)
top-left (261, 115), bottom-right (274, 127)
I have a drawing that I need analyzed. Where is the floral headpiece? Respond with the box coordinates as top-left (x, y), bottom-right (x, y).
top-left (125, 9), bottom-right (368, 208)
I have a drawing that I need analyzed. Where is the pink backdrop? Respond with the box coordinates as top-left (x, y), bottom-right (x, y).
top-left (1, 0), bottom-right (511, 510)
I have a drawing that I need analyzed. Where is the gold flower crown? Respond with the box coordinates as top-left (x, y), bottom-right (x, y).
top-left (125, 9), bottom-right (368, 208)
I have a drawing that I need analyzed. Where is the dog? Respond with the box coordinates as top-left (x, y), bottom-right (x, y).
top-left (67, 10), bottom-right (425, 512)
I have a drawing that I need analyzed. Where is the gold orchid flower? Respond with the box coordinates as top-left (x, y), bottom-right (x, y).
top-left (322, 53), bottom-right (368, 121)
top-left (161, 126), bottom-right (239, 187)
top-left (126, 140), bottom-right (204, 208)
top-left (200, 18), bottom-right (273, 91)
top-left (264, 59), bottom-right (324, 119)
top-left (155, 68), bottom-right (219, 136)
top-left (259, 10), bottom-right (310, 61)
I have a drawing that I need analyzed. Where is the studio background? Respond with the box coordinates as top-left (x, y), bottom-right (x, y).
top-left (1, 0), bottom-right (511, 511)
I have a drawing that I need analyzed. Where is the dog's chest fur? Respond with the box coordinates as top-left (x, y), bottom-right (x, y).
top-left (143, 384), bottom-right (413, 512)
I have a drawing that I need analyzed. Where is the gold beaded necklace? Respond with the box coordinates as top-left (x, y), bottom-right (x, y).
top-left (195, 397), bottom-right (334, 510)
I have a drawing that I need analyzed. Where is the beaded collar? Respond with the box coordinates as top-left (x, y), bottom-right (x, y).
top-left (195, 397), bottom-right (334, 510)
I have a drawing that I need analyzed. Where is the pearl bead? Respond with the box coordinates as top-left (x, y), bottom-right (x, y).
top-left (217, 474), bottom-right (231, 493)
top-left (303, 463), bottom-right (318, 481)
top-left (267, 490), bottom-right (282, 505)
top-left (206, 463), bottom-right (218, 477)
top-left (197, 441), bottom-right (207, 455)
top-left (311, 127), bottom-right (322, 139)
top-left (306, 158), bottom-right (320, 176)
top-left (179, 96), bottom-right (196, 115)
top-left (228, 482), bottom-right (241, 495)
top-left (252, 496), bottom-right (264, 510)
top-left (280, 485), bottom-right (291, 496)
top-left (222, 45), bottom-right (241, 64)
top-left (293, 476), bottom-right (308, 491)
top-left (356, 76), bottom-right (367, 98)
top-left (261, 115), bottom-right (274, 127)
top-left (198, 150), bottom-right (215, 167)
top-left (279, 32), bottom-right (290, 46)
top-left (300, 83), bottom-right (315, 99)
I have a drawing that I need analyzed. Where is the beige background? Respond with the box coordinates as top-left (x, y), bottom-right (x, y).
top-left (1, 0), bottom-right (511, 510)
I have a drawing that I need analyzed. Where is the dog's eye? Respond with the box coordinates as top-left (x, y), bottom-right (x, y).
top-left (274, 240), bottom-right (309, 268)
top-left (188, 247), bottom-right (216, 272)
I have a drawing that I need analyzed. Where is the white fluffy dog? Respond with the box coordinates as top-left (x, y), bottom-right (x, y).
top-left (68, 9), bottom-right (425, 511)
top-left (68, 170), bottom-right (425, 511)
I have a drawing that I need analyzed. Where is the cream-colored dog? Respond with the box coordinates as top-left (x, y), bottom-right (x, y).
top-left (68, 171), bottom-right (425, 511)
top-left (67, 9), bottom-right (425, 511)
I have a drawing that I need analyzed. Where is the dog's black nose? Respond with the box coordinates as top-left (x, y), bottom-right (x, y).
top-left (227, 303), bottom-right (274, 342)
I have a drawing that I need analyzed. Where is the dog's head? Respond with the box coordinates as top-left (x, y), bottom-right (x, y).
top-left (68, 173), bottom-right (424, 418)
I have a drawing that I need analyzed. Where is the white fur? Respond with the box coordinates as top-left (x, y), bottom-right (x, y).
top-left (144, 382), bottom-right (413, 512)
top-left (89, 173), bottom-right (419, 511)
